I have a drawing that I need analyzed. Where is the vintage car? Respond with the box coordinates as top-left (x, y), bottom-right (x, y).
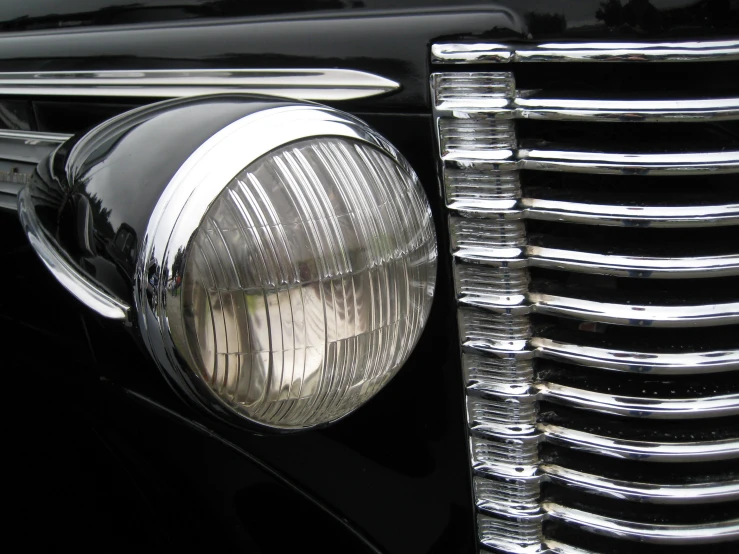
top-left (2, 1), bottom-right (738, 552)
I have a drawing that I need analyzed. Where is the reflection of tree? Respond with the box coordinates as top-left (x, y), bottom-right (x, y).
top-left (87, 193), bottom-right (115, 243)
top-left (596, 0), bottom-right (662, 32)
top-left (526, 12), bottom-right (567, 35)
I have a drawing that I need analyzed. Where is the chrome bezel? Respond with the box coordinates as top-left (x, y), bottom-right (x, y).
top-left (134, 101), bottom-right (425, 430)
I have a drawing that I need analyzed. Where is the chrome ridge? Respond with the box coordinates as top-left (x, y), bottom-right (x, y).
top-left (432, 39), bottom-right (739, 64)
top-left (542, 465), bottom-right (739, 504)
top-left (17, 187), bottom-right (130, 320)
top-left (432, 39), bottom-right (739, 553)
top-left (544, 502), bottom-right (739, 544)
top-left (454, 246), bottom-right (739, 279)
top-left (540, 424), bottom-right (739, 462)
top-left (537, 383), bottom-right (739, 419)
top-left (0, 69), bottom-right (399, 101)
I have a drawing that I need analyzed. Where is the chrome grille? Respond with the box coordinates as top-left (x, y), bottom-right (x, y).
top-left (432, 39), bottom-right (739, 553)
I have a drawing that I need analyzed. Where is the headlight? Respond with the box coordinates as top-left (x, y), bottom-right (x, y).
top-left (165, 134), bottom-right (436, 428)
top-left (21, 96), bottom-right (437, 430)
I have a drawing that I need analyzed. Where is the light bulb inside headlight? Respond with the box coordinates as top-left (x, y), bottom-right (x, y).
top-left (170, 136), bottom-right (436, 428)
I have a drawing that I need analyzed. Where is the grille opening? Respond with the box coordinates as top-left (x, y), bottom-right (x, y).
top-left (540, 444), bottom-right (739, 485)
top-left (529, 269), bottom-right (739, 306)
top-left (544, 483), bottom-right (739, 524)
top-left (518, 119), bottom-right (739, 152)
top-left (521, 171), bottom-right (739, 206)
top-left (527, 219), bottom-right (737, 258)
top-left (544, 520), bottom-right (739, 554)
top-left (0, 96), bottom-right (144, 135)
top-left (537, 360), bottom-right (739, 398)
top-left (539, 402), bottom-right (739, 442)
top-left (533, 314), bottom-right (739, 352)
top-left (512, 61), bottom-right (739, 97)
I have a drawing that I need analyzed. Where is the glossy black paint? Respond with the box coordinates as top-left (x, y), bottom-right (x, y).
top-left (0, 8), bottom-right (520, 114)
top-left (2, 1), bottom-right (738, 40)
top-left (33, 95), bottom-right (293, 304)
top-left (19, 92), bottom-right (474, 551)
top-left (5, 2), bottom-right (736, 552)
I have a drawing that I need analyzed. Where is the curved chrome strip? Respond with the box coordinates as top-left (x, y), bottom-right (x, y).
top-left (514, 97), bottom-right (739, 122)
top-left (542, 464), bottom-right (739, 504)
top-left (519, 149), bottom-right (739, 175)
top-left (531, 337), bottom-right (739, 374)
top-left (432, 39), bottom-right (739, 64)
top-left (540, 423), bottom-right (739, 462)
top-left (0, 69), bottom-right (399, 101)
top-left (529, 294), bottom-right (739, 328)
top-left (520, 198), bottom-right (739, 228)
top-left (544, 502), bottom-right (739, 544)
top-left (17, 187), bottom-right (130, 320)
top-left (528, 247), bottom-right (739, 278)
top-left (537, 383), bottom-right (739, 419)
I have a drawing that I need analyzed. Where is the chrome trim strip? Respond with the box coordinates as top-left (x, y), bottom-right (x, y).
top-left (519, 149), bottom-right (739, 175)
top-left (0, 69), bottom-right (399, 101)
top-left (455, 246), bottom-right (739, 278)
top-left (432, 39), bottom-right (739, 64)
top-left (537, 383), bottom-right (739, 419)
top-left (542, 464), bottom-right (739, 504)
top-left (528, 247), bottom-right (739, 278)
top-left (514, 96), bottom-right (739, 122)
top-left (520, 198), bottom-right (739, 228)
top-left (529, 294), bottom-right (739, 327)
top-left (456, 199), bottom-right (739, 227)
top-left (532, 337), bottom-right (739, 374)
top-left (540, 424), bottom-right (739, 462)
top-left (17, 187), bottom-right (130, 320)
top-left (544, 502), bottom-right (739, 544)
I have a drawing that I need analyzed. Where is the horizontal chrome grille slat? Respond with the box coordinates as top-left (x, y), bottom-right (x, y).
top-left (520, 198), bottom-right (739, 228)
top-left (543, 502), bottom-right (739, 544)
top-left (540, 424), bottom-right (739, 462)
top-left (460, 289), bottom-right (739, 328)
top-left (537, 383), bottom-right (739, 419)
top-left (519, 149), bottom-right (739, 175)
top-left (542, 465), bottom-right (739, 504)
top-left (432, 39), bottom-right (739, 64)
top-left (531, 338), bottom-right (739, 375)
top-left (455, 246), bottom-right (739, 278)
top-left (514, 96), bottom-right (739, 122)
top-left (529, 294), bottom-right (739, 328)
top-left (456, 198), bottom-right (739, 228)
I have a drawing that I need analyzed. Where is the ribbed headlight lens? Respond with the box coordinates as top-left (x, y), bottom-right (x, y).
top-left (170, 136), bottom-right (436, 428)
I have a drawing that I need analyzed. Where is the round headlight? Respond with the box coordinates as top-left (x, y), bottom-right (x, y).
top-left (139, 103), bottom-right (437, 429)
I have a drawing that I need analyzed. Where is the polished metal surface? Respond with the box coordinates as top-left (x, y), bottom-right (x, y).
top-left (519, 148), bottom-right (739, 175)
top-left (17, 186), bottom-right (130, 320)
top-left (544, 503), bottom-right (739, 544)
top-left (0, 69), bottom-right (399, 101)
top-left (432, 39), bottom-right (739, 553)
top-left (136, 101), bottom-right (418, 431)
top-left (455, 246), bottom-right (739, 279)
top-left (542, 465), bottom-right (739, 504)
top-left (541, 424), bottom-right (739, 462)
top-left (432, 39), bottom-right (739, 64)
top-left (537, 383), bottom-right (739, 419)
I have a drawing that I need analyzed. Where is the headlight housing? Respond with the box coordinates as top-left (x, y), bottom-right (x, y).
top-left (20, 96), bottom-right (437, 430)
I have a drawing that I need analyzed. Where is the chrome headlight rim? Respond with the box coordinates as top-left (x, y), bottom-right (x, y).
top-left (135, 101), bottom-right (433, 431)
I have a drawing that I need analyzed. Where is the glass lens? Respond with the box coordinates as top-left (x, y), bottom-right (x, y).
top-left (178, 137), bottom-right (436, 428)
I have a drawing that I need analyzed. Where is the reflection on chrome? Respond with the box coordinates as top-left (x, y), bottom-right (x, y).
top-left (432, 38), bottom-right (739, 553)
top-left (544, 502), bottom-right (739, 544)
top-left (432, 39), bottom-right (739, 64)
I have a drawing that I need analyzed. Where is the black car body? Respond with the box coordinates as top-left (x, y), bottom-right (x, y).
top-left (2, 2), bottom-right (739, 553)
